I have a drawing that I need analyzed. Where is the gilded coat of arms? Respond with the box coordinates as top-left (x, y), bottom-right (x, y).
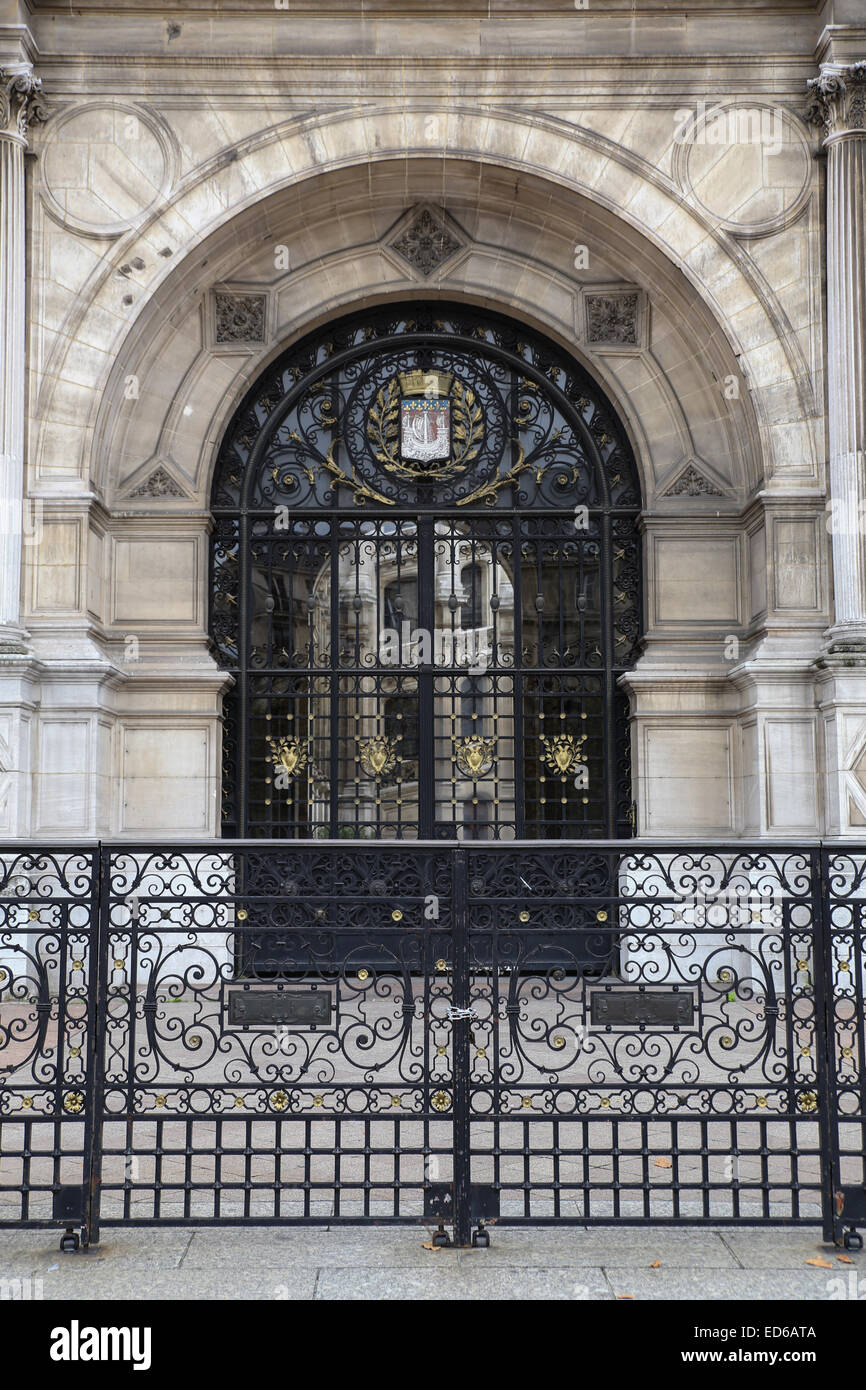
top-left (401, 396), bottom-right (451, 465)
top-left (367, 369), bottom-right (483, 483)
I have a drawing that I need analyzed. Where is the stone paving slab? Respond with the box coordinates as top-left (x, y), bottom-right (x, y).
top-left (457, 1227), bottom-right (740, 1268)
top-left (0, 1223), bottom-right (855, 1300)
top-left (182, 1226), bottom-right (446, 1268)
top-left (719, 1229), bottom-right (866, 1270)
top-left (0, 1228), bottom-right (194, 1273)
top-left (34, 1267), bottom-right (318, 1302)
top-left (313, 1265), bottom-right (613, 1301)
top-left (603, 1268), bottom-right (850, 1302)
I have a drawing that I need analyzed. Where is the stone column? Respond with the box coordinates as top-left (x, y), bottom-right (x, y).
top-left (808, 62), bottom-right (866, 649)
top-left (0, 67), bottom-right (46, 651)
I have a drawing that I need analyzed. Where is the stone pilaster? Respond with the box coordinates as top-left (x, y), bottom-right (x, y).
top-left (808, 61), bottom-right (866, 835)
top-left (807, 62), bottom-right (866, 649)
top-left (0, 67), bottom-right (47, 652)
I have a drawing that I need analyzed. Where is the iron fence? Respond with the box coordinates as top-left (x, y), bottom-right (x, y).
top-left (0, 842), bottom-right (863, 1250)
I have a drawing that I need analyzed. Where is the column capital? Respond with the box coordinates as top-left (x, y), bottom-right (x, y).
top-left (0, 65), bottom-right (48, 145)
top-left (806, 61), bottom-right (866, 142)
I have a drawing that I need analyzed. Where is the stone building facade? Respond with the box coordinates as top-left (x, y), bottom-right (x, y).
top-left (1, 0), bottom-right (865, 843)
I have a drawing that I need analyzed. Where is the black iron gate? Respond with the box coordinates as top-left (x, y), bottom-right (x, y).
top-left (0, 842), bottom-right (864, 1250)
top-left (211, 302), bottom-right (642, 844)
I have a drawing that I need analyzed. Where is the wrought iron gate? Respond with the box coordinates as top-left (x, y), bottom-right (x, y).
top-left (1, 841), bottom-right (865, 1250)
top-left (211, 302), bottom-right (642, 842)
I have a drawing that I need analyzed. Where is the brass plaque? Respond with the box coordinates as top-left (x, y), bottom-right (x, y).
top-left (227, 988), bottom-right (331, 1027)
top-left (591, 990), bottom-right (694, 1028)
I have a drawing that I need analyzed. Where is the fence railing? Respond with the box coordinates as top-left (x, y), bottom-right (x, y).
top-left (0, 841), bottom-right (863, 1250)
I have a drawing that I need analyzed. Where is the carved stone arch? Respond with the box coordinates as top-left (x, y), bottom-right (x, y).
top-left (84, 160), bottom-right (764, 515)
top-left (31, 105), bottom-right (808, 504)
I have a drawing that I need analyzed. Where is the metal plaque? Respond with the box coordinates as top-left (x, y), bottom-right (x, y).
top-left (591, 989), bottom-right (694, 1028)
top-left (227, 988), bottom-right (332, 1028)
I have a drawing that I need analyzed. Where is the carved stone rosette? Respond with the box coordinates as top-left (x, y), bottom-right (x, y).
top-left (585, 293), bottom-right (639, 346)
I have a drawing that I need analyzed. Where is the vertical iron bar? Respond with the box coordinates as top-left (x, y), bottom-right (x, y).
top-left (601, 508), bottom-right (616, 837)
top-left (813, 846), bottom-right (841, 1243)
top-left (329, 522), bottom-right (340, 834)
top-left (418, 517), bottom-right (435, 840)
top-left (512, 513), bottom-right (525, 840)
top-left (238, 509), bottom-right (250, 835)
top-left (82, 842), bottom-right (109, 1248)
top-left (452, 846), bottom-right (471, 1245)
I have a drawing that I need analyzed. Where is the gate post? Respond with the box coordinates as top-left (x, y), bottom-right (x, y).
top-left (813, 846), bottom-right (841, 1244)
top-left (452, 847), bottom-right (472, 1246)
top-left (81, 842), bottom-right (110, 1248)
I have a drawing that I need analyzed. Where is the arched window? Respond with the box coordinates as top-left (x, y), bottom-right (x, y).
top-left (211, 302), bottom-right (642, 839)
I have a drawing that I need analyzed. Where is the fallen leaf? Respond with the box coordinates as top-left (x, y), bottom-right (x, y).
top-left (420, 1242), bottom-right (443, 1252)
top-left (837, 1255), bottom-right (854, 1264)
top-left (653, 1157), bottom-right (672, 1169)
top-left (617, 1294), bottom-right (635, 1300)
top-left (650, 1260), bottom-right (662, 1268)
top-left (805, 1257), bottom-right (833, 1268)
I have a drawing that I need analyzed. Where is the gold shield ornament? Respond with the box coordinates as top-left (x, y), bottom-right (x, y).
top-left (540, 733), bottom-right (587, 776)
top-left (267, 736), bottom-right (309, 780)
top-left (359, 735), bottom-right (399, 780)
top-left (453, 735), bottom-right (496, 779)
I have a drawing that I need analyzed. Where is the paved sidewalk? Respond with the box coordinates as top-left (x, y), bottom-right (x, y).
top-left (0, 1225), bottom-right (863, 1300)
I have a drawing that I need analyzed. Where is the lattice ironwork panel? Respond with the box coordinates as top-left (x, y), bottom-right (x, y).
top-left (95, 845), bottom-right (456, 1226)
top-left (464, 846), bottom-right (827, 1226)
